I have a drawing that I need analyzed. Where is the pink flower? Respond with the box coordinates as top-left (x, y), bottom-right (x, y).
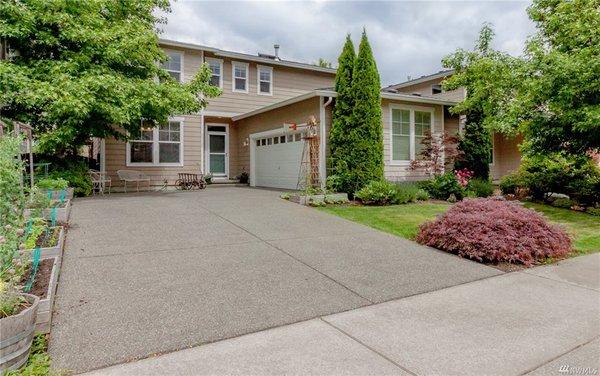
top-left (455, 168), bottom-right (474, 187)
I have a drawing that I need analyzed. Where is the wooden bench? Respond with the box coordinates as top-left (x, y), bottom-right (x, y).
top-left (116, 170), bottom-right (151, 192)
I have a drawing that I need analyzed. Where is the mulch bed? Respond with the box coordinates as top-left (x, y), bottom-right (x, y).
top-left (20, 259), bottom-right (54, 299)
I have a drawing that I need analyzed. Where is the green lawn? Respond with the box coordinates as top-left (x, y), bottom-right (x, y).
top-left (320, 201), bottom-right (599, 254)
top-left (523, 202), bottom-right (600, 254)
top-left (319, 202), bottom-right (450, 240)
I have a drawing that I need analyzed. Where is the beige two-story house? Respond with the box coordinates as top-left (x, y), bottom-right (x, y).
top-left (101, 39), bottom-right (517, 190)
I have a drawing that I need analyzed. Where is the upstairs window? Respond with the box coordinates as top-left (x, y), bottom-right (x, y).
top-left (162, 52), bottom-right (182, 81)
top-left (206, 58), bottom-right (223, 88)
top-left (431, 84), bottom-right (442, 95)
top-left (257, 65), bottom-right (273, 95)
top-left (232, 62), bottom-right (248, 93)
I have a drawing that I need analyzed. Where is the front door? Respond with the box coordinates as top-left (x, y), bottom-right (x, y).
top-left (206, 124), bottom-right (228, 178)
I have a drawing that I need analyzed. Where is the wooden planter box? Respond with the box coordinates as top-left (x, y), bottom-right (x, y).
top-left (24, 227), bottom-right (65, 261)
top-left (24, 200), bottom-right (71, 223)
top-left (33, 255), bottom-right (61, 334)
top-left (44, 188), bottom-right (74, 201)
top-left (0, 293), bottom-right (39, 372)
top-left (289, 193), bottom-right (349, 206)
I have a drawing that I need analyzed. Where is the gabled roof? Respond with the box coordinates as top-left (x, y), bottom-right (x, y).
top-left (232, 89), bottom-right (458, 121)
top-left (159, 39), bottom-right (337, 75)
top-left (383, 69), bottom-right (454, 91)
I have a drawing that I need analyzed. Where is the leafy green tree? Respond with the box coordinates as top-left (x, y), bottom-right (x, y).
top-left (443, 24), bottom-right (518, 178)
top-left (329, 34), bottom-right (356, 192)
top-left (444, 0), bottom-right (600, 158)
top-left (0, 0), bottom-right (220, 153)
top-left (348, 29), bottom-right (383, 191)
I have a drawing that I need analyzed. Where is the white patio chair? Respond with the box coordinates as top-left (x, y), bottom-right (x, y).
top-left (89, 169), bottom-right (111, 195)
top-left (117, 170), bottom-right (151, 192)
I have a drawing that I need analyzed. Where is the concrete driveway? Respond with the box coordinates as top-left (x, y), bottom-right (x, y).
top-left (49, 187), bottom-right (501, 373)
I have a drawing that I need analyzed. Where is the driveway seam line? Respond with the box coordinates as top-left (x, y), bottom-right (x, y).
top-left (74, 239), bottom-right (265, 259)
top-left (519, 335), bottom-right (600, 375)
top-left (521, 270), bottom-right (600, 293)
top-left (319, 318), bottom-right (418, 376)
top-left (197, 204), bottom-right (375, 305)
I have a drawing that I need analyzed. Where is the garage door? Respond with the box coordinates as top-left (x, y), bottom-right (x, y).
top-left (254, 133), bottom-right (304, 189)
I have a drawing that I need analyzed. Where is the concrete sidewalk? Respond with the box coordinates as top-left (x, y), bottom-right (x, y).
top-left (84, 254), bottom-right (600, 376)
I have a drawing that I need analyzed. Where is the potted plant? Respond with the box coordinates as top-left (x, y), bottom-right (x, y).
top-left (36, 178), bottom-right (73, 200)
top-left (0, 288), bottom-right (39, 372)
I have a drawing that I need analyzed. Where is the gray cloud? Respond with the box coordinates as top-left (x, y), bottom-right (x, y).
top-left (160, 0), bottom-right (535, 86)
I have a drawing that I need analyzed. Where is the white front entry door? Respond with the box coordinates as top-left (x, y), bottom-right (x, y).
top-left (206, 124), bottom-right (228, 178)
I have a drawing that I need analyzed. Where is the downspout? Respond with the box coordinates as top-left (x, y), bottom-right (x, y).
top-left (319, 96), bottom-right (333, 188)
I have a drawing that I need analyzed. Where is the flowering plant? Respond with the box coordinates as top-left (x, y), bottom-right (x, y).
top-left (454, 168), bottom-right (474, 188)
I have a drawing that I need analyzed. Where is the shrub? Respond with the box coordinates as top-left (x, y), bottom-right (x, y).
top-left (36, 177), bottom-right (69, 190)
top-left (416, 198), bottom-right (571, 265)
top-left (467, 178), bottom-right (494, 197)
top-left (420, 172), bottom-right (464, 200)
top-left (586, 207), bottom-right (600, 216)
top-left (325, 174), bottom-right (343, 193)
top-left (0, 135), bottom-right (27, 285)
top-left (48, 160), bottom-right (91, 197)
top-left (355, 180), bottom-right (399, 205)
top-left (517, 153), bottom-right (600, 205)
top-left (415, 188), bottom-right (430, 201)
top-left (394, 182), bottom-right (421, 204)
top-left (551, 197), bottom-right (572, 209)
top-left (499, 173), bottom-right (520, 195)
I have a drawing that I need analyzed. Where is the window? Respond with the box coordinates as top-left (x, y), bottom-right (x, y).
top-left (432, 84), bottom-right (442, 95)
top-left (232, 62), bottom-right (248, 92)
top-left (257, 65), bottom-right (273, 95)
top-left (206, 58), bottom-right (223, 88)
top-left (391, 107), bottom-right (433, 162)
top-left (414, 111), bottom-right (431, 157)
top-left (162, 52), bottom-right (182, 81)
top-left (391, 109), bottom-right (410, 161)
top-left (128, 120), bottom-right (183, 165)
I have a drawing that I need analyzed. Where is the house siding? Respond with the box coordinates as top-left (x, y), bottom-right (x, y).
top-left (162, 45), bottom-right (334, 116)
top-left (491, 133), bottom-right (523, 180)
top-left (232, 97), bottom-right (321, 177)
top-left (104, 115), bottom-right (203, 187)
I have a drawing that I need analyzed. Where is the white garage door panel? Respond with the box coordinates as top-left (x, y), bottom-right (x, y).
top-left (255, 140), bottom-right (304, 190)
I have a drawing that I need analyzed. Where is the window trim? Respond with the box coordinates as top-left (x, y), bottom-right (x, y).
top-left (256, 65), bottom-right (273, 96)
top-left (126, 117), bottom-right (185, 167)
top-left (162, 51), bottom-right (184, 82)
top-left (389, 104), bottom-right (435, 165)
top-left (231, 61), bottom-right (249, 93)
top-left (205, 57), bottom-right (223, 88)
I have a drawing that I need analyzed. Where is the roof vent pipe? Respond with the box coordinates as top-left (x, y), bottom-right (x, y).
top-left (274, 44), bottom-right (280, 60)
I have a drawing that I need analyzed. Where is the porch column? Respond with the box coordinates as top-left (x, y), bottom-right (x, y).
top-left (319, 96), bottom-right (327, 189)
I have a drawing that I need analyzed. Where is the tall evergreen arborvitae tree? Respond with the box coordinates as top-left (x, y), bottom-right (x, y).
top-left (454, 110), bottom-right (491, 179)
top-left (348, 30), bottom-right (383, 193)
top-left (329, 34), bottom-right (356, 192)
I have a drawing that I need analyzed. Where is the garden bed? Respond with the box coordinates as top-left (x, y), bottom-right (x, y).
top-left (20, 257), bottom-right (61, 334)
top-left (25, 226), bottom-right (65, 260)
top-left (287, 192), bottom-right (349, 206)
top-left (44, 187), bottom-right (74, 200)
top-left (24, 199), bottom-right (71, 223)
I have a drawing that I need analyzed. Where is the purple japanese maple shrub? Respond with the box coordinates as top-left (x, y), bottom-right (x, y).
top-left (416, 198), bottom-right (571, 265)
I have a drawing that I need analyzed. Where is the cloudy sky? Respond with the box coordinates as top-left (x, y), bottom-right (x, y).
top-left (160, 1), bottom-right (535, 86)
